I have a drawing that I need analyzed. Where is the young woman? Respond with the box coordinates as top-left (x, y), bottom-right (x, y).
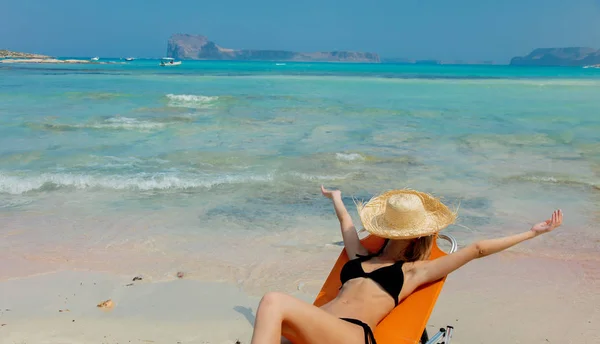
top-left (250, 186), bottom-right (563, 344)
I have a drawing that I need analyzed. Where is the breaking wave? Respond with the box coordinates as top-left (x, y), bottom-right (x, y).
top-left (166, 94), bottom-right (219, 108)
top-left (335, 153), bottom-right (366, 162)
top-left (0, 172), bottom-right (274, 195)
top-left (29, 116), bottom-right (166, 132)
top-left (0, 169), bottom-right (368, 195)
top-left (289, 172), bottom-right (358, 181)
top-left (96, 117), bottom-right (166, 130)
top-left (506, 173), bottom-right (599, 190)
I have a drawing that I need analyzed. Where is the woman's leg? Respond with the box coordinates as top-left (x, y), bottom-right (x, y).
top-left (251, 292), bottom-right (365, 344)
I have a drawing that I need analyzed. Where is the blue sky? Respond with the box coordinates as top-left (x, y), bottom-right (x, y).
top-left (1, 0), bottom-right (599, 62)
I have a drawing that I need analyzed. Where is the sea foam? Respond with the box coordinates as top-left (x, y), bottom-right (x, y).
top-left (166, 94), bottom-right (219, 108)
top-left (0, 172), bottom-right (273, 195)
top-left (32, 117), bottom-right (166, 132)
top-left (335, 153), bottom-right (365, 162)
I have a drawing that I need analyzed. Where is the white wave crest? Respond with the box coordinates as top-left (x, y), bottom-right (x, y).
top-left (335, 153), bottom-right (365, 162)
top-left (0, 172), bottom-right (273, 195)
top-left (0, 198), bottom-right (33, 208)
top-left (520, 175), bottom-right (559, 183)
top-left (509, 174), bottom-right (599, 190)
top-left (94, 117), bottom-right (165, 130)
top-left (289, 172), bottom-right (354, 181)
top-left (166, 94), bottom-right (219, 108)
top-left (39, 117), bottom-right (165, 131)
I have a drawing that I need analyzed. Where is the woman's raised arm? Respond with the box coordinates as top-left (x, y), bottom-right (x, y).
top-left (413, 210), bottom-right (563, 285)
top-left (321, 185), bottom-right (368, 258)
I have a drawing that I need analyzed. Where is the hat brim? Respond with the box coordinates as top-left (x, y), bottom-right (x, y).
top-left (357, 189), bottom-right (456, 239)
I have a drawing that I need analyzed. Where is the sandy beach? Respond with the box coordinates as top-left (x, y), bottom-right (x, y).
top-left (1, 247), bottom-right (598, 344)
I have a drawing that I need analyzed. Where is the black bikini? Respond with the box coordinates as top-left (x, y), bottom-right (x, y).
top-left (340, 317), bottom-right (377, 344)
top-left (338, 239), bottom-right (404, 344)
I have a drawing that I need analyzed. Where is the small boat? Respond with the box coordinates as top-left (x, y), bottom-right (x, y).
top-left (125, 57), bottom-right (135, 61)
top-left (90, 56), bottom-right (100, 61)
top-left (160, 57), bottom-right (181, 66)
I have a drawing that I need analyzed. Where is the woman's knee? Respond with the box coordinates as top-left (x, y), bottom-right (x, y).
top-left (258, 291), bottom-right (287, 312)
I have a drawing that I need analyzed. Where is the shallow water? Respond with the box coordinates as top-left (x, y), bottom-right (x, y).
top-left (1, 61), bottom-right (599, 292)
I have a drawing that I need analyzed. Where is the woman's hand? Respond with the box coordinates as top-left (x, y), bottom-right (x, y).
top-left (531, 209), bottom-right (563, 236)
top-left (321, 185), bottom-right (341, 200)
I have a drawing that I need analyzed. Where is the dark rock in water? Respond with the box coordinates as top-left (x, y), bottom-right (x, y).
top-left (510, 47), bottom-right (600, 66)
top-left (132, 276), bottom-right (143, 281)
top-left (166, 34), bottom-right (380, 63)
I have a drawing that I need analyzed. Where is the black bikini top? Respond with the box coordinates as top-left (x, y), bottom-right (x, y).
top-left (339, 239), bottom-right (405, 306)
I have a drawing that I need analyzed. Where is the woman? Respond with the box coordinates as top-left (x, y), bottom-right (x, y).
top-left (250, 186), bottom-right (563, 344)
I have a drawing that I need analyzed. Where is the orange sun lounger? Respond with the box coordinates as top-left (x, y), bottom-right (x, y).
top-left (312, 234), bottom-right (457, 344)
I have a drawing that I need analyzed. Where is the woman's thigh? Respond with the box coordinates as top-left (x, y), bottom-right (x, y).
top-left (267, 292), bottom-right (367, 344)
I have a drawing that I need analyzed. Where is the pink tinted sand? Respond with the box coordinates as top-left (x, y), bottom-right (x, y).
top-left (1, 204), bottom-right (599, 343)
top-left (1, 249), bottom-right (598, 343)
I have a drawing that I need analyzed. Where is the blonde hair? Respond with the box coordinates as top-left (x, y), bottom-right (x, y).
top-left (403, 235), bottom-right (434, 262)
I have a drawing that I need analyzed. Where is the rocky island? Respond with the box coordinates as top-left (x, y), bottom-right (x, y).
top-left (510, 47), bottom-right (600, 67)
top-left (166, 34), bottom-right (380, 63)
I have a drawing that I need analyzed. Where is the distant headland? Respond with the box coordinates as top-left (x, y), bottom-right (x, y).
top-left (510, 47), bottom-right (600, 67)
top-left (0, 49), bottom-right (51, 59)
top-left (0, 50), bottom-right (118, 65)
top-left (4, 44), bottom-right (600, 67)
top-left (166, 34), bottom-right (380, 63)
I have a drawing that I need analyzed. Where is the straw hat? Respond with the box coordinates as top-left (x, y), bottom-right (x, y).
top-left (357, 189), bottom-right (456, 239)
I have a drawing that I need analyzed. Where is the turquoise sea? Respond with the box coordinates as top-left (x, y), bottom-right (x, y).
top-left (1, 60), bottom-right (599, 291)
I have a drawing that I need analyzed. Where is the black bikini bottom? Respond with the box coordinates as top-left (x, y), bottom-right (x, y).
top-left (340, 318), bottom-right (376, 344)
